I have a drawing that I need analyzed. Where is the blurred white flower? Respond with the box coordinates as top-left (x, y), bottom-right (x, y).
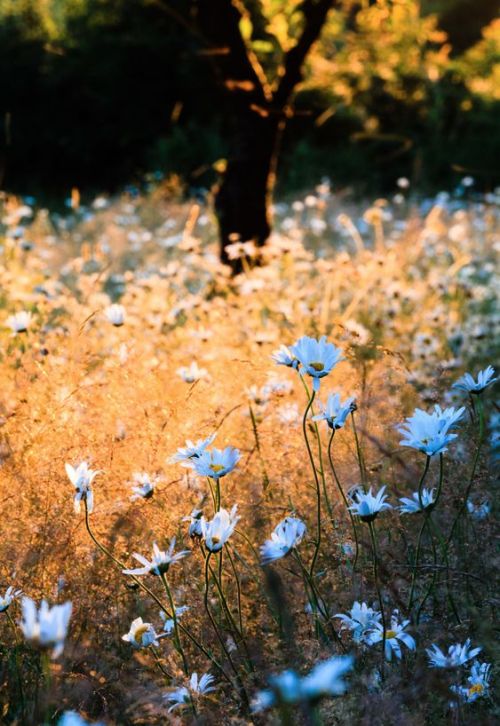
top-left (335, 601), bottom-right (382, 643)
top-left (122, 539), bottom-right (190, 577)
top-left (65, 462), bottom-right (100, 514)
top-left (165, 672), bottom-right (216, 711)
top-left (130, 472), bottom-right (158, 501)
top-left (466, 500), bottom-right (490, 520)
top-left (260, 517), bottom-right (306, 565)
top-left (160, 605), bottom-right (189, 634)
top-left (20, 597), bottom-right (72, 658)
top-left (6, 311), bottom-right (33, 334)
top-left (427, 638), bottom-right (481, 668)
top-left (176, 361), bottom-right (208, 383)
top-left (0, 586), bottom-right (22, 613)
top-left (183, 508), bottom-right (204, 539)
top-left (104, 303), bottom-right (125, 326)
top-left (170, 433), bottom-right (216, 466)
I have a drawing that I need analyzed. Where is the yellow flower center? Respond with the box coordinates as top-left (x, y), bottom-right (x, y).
top-left (386, 630), bottom-right (397, 639)
top-left (468, 683), bottom-right (484, 697)
top-left (211, 464), bottom-right (225, 473)
top-left (309, 361), bottom-right (324, 372)
top-left (133, 625), bottom-right (150, 643)
top-left (211, 536), bottom-right (220, 546)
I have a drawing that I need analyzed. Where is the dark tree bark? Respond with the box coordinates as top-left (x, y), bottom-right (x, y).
top-left (193, 0), bottom-right (336, 269)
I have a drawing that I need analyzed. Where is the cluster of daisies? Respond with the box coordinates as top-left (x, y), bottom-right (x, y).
top-left (1, 335), bottom-right (495, 722)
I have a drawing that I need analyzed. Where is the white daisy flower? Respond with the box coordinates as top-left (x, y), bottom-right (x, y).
top-left (164, 672), bottom-right (216, 711)
top-left (129, 472), bottom-right (158, 501)
top-left (0, 585), bottom-right (23, 613)
top-left (312, 392), bottom-right (356, 430)
top-left (366, 613), bottom-right (416, 661)
top-left (453, 365), bottom-right (497, 394)
top-left (122, 617), bottom-right (159, 648)
top-left (6, 311), bottom-right (33, 334)
top-left (122, 539), bottom-right (190, 577)
top-left (426, 638), bottom-right (481, 668)
top-left (349, 486), bottom-right (392, 522)
top-left (289, 335), bottom-right (344, 392)
top-left (176, 361), bottom-right (208, 383)
top-left (398, 405), bottom-right (465, 457)
top-left (20, 597), bottom-right (72, 658)
top-left (451, 661), bottom-right (492, 703)
top-left (170, 433), bottom-right (216, 466)
top-left (104, 303), bottom-right (125, 326)
top-left (159, 605), bottom-right (189, 634)
top-left (191, 446), bottom-right (240, 479)
top-left (334, 601), bottom-right (382, 643)
top-left (260, 517), bottom-right (307, 565)
top-left (398, 487), bottom-right (436, 514)
top-left (200, 506), bottom-right (240, 552)
top-left (65, 462), bottom-right (101, 514)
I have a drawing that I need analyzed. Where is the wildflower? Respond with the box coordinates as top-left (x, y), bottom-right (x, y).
top-left (398, 488), bottom-right (436, 514)
top-left (6, 311), bottom-right (33, 334)
top-left (20, 597), bottom-right (72, 658)
top-left (165, 672), bottom-right (216, 712)
top-left (334, 601), bottom-right (382, 643)
top-left (366, 613), bottom-right (415, 661)
top-left (160, 606), bottom-right (189, 634)
top-left (260, 517), bottom-right (307, 565)
top-left (271, 344), bottom-right (298, 369)
top-left (184, 508), bottom-right (204, 538)
top-left (58, 712), bottom-right (104, 726)
top-left (130, 472), bottom-right (157, 501)
top-left (453, 366), bottom-right (497, 394)
top-left (276, 402), bottom-right (300, 425)
top-left (451, 661), bottom-right (492, 703)
top-left (200, 506), bottom-right (240, 552)
top-left (349, 486), bottom-right (392, 522)
top-left (225, 240), bottom-right (257, 260)
top-left (426, 638), bottom-right (481, 668)
top-left (170, 433), bottom-right (216, 466)
top-left (467, 500), bottom-right (491, 520)
top-left (252, 656), bottom-right (353, 712)
top-left (176, 361), bottom-right (208, 383)
top-left (65, 462), bottom-right (100, 514)
top-left (0, 586), bottom-right (22, 612)
top-left (302, 655), bottom-right (355, 699)
top-left (122, 539), bottom-right (190, 577)
top-left (398, 405), bottom-right (465, 457)
top-left (191, 446), bottom-right (240, 479)
top-left (104, 303), bottom-right (125, 326)
top-left (312, 393), bottom-right (356, 429)
top-left (289, 335), bottom-right (344, 392)
top-left (122, 617), bottom-right (159, 648)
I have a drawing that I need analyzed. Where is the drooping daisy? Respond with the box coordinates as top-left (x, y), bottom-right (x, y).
top-left (160, 605), bottom-right (189, 634)
top-left (170, 433), bottom-right (216, 466)
top-left (65, 461), bottom-right (100, 514)
top-left (271, 345), bottom-right (298, 369)
top-left (184, 508), bottom-right (204, 539)
top-left (398, 404), bottom-right (465, 457)
top-left (122, 617), bottom-right (159, 648)
top-left (6, 311), bottom-right (33, 334)
top-left (451, 661), bottom-right (492, 703)
top-left (104, 303), bottom-right (125, 327)
top-left (0, 586), bottom-right (22, 613)
top-left (453, 366), bottom-right (497, 394)
top-left (260, 517), bottom-right (307, 565)
top-left (312, 393), bottom-right (356, 430)
top-left (426, 638), bottom-right (482, 668)
top-left (122, 539), bottom-right (190, 577)
top-left (398, 488), bottom-right (436, 514)
top-left (366, 613), bottom-right (416, 661)
top-left (176, 361), bottom-right (208, 383)
top-left (191, 447), bottom-right (240, 479)
top-left (334, 601), bottom-right (382, 643)
top-left (349, 486), bottom-right (392, 522)
top-left (164, 672), bottom-right (216, 712)
top-left (129, 472), bottom-right (158, 501)
top-left (200, 506), bottom-right (240, 552)
top-left (20, 597), bottom-right (72, 658)
top-left (289, 336), bottom-right (344, 392)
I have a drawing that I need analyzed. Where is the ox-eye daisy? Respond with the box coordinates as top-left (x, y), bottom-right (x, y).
top-left (201, 506), bottom-right (240, 552)
top-left (122, 618), bottom-right (159, 648)
top-left (122, 539), bottom-right (190, 577)
top-left (426, 638), bottom-right (481, 668)
top-left (366, 613), bottom-right (415, 661)
top-left (192, 447), bottom-right (240, 479)
top-left (65, 462), bottom-right (100, 514)
top-left (20, 597), bottom-right (72, 658)
top-left (164, 672), bottom-right (216, 712)
top-left (289, 336), bottom-right (344, 392)
top-left (349, 486), bottom-right (392, 522)
top-left (260, 517), bottom-right (306, 565)
top-left (453, 366), bottom-right (497, 394)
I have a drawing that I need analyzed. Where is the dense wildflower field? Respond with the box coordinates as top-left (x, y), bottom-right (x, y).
top-left (0, 182), bottom-right (498, 725)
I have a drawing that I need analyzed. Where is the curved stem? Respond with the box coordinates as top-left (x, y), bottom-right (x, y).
top-left (300, 385), bottom-right (322, 578)
top-left (207, 477), bottom-right (217, 513)
top-left (408, 456), bottom-right (431, 611)
top-left (151, 646), bottom-right (173, 680)
top-left (368, 521), bottom-right (386, 668)
top-left (83, 500), bottom-right (232, 685)
top-left (327, 430), bottom-right (359, 570)
top-left (226, 546), bottom-right (244, 636)
top-left (351, 411), bottom-right (367, 489)
top-left (160, 573), bottom-right (188, 674)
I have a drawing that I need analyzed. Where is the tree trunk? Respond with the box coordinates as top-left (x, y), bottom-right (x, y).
top-left (216, 109), bottom-right (282, 267)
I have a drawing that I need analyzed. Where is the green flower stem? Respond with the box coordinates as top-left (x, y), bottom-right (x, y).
top-left (327, 429), bottom-right (359, 570)
top-left (407, 455), bottom-right (431, 611)
top-left (368, 520), bottom-right (386, 668)
top-left (5, 609), bottom-right (25, 715)
top-left (151, 645), bottom-right (173, 680)
top-left (249, 403), bottom-right (270, 491)
top-left (446, 396), bottom-right (485, 547)
top-left (83, 499), bottom-right (233, 686)
top-left (160, 573), bottom-right (188, 674)
top-left (206, 477), bottom-right (217, 513)
top-left (300, 383), bottom-right (322, 579)
top-left (226, 546), bottom-right (244, 636)
top-left (351, 411), bottom-right (367, 490)
top-left (203, 552), bottom-right (249, 706)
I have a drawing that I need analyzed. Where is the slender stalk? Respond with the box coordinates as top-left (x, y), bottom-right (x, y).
top-left (249, 403), bottom-right (270, 491)
top-left (151, 646), bottom-right (173, 680)
top-left (203, 552), bottom-right (249, 705)
top-left (226, 546), bottom-right (244, 636)
top-left (160, 573), bottom-right (188, 674)
top-left (206, 477), bottom-right (217, 513)
top-left (351, 411), bottom-right (367, 489)
top-left (407, 456), bottom-right (431, 610)
top-left (327, 429), bottom-right (359, 570)
top-left (300, 386), bottom-right (322, 578)
top-left (83, 499), bottom-right (232, 685)
top-left (446, 396), bottom-right (485, 547)
top-left (368, 520), bottom-right (386, 668)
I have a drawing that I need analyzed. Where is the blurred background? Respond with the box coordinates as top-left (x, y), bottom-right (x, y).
top-left (0, 0), bottom-right (498, 204)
